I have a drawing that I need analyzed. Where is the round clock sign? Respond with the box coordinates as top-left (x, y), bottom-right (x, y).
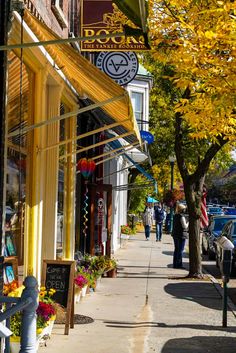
top-left (96, 52), bottom-right (139, 86)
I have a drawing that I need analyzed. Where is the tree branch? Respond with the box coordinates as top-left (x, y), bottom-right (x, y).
top-left (190, 135), bottom-right (228, 185)
top-left (174, 88), bottom-right (191, 182)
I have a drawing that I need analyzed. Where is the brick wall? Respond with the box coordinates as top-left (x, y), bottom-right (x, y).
top-left (25, 0), bottom-right (71, 37)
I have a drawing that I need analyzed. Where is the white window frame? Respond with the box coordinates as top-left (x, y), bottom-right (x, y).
top-left (51, 0), bottom-right (68, 28)
top-left (127, 83), bottom-right (149, 132)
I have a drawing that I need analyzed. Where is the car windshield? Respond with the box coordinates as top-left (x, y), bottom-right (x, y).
top-left (213, 218), bottom-right (234, 231)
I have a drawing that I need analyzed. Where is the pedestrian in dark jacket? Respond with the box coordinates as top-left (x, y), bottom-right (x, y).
top-left (154, 202), bottom-right (165, 241)
top-left (171, 203), bottom-right (188, 268)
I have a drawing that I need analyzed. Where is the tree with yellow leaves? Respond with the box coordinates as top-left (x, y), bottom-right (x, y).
top-left (145, 0), bottom-right (236, 277)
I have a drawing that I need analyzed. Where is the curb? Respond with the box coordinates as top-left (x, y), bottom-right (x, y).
top-left (204, 269), bottom-right (236, 319)
top-left (185, 239), bottom-right (236, 319)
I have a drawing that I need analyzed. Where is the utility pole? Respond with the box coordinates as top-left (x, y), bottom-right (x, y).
top-left (0, 0), bottom-right (10, 292)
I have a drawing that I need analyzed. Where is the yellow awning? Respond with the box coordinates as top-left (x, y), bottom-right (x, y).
top-left (21, 9), bottom-right (140, 144)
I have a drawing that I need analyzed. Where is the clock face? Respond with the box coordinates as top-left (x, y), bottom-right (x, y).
top-left (96, 52), bottom-right (139, 85)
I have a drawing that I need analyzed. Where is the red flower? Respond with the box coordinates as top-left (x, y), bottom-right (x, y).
top-left (74, 274), bottom-right (88, 288)
top-left (37, 301), bottom-right (56, 322)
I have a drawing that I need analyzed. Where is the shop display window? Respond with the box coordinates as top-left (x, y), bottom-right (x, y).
top-left (6, 52), bottom-right (29, 266)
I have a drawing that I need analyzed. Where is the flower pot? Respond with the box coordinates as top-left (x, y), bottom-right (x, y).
top-left (10, 340), bottom-right (20, 353)
top-left (38, 321), bottom-right (55, 346)
top-left (74, 287), bottom-right (81, 303)
top-left (96, 275), bottom-right (101, 289)
top-left (10, 336), bottom-right (40, 353)
top-left (107, 268), bottom-right (117, 278)
top-left (81, 285), bottom-right (87, 297)
top-left (47, 316), bottom-right (56, 336)
top-left (121, 234), bottom-right (129, 240)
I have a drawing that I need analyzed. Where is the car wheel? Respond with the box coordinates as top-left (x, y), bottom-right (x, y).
top-left (208, 248), bottom-right (216, 260)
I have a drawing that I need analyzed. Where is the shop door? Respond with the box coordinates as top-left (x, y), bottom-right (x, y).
top-left (89, 184), bottom-right (112, 257)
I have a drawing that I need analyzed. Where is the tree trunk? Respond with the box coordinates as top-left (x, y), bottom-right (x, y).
top-left (174, 108), bottom-right (228, 278)
top-left (188, 216), bottom-right (202, 276)
top-left (184, 180), bottom-right (204, 278)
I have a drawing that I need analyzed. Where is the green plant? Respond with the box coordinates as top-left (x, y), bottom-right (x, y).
top-left (108, 258), bottom-right (117, 270)
top-left (90, 255), bottom-right (117, 272)
top-left (90, 256), bottom-right (107, 274)
top-left (10, 312), bottom-right (21, 337)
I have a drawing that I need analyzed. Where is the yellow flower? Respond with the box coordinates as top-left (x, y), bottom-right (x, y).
top-left (49, 289), bottom-right (56, 294)
top-left (8, 285), bottom-right (25, 298)
top-left (40, 286), bottom-right (46, 291)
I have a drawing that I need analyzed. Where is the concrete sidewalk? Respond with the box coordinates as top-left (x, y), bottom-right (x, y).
top-left (40, 231), bottom-right (236, 353)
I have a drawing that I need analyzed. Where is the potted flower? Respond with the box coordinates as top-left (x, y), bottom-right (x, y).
top-left (3, 280), bottom-right (18, 296)
top-left (74, 274), bottom-right (88, 302)
top-left (90, 255), bottom-right (106, 273)
top-left (8, 286), bottom-right (29, 352)
top-left (7, 285), bottom-right (56, 352)
top-left (104, 257), bottom-right (118, 278)
top-left (36, 301), bottom-right (56, 339)
top-left (121, 224), bottom-right (132, 236)
top-left (76, 267), bottom-right (92, 296)
top-left (37, 287), bottom-right (57, 339)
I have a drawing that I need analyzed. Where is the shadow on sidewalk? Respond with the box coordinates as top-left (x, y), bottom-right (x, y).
top-left (162, 251), bottom-right (188, 258)
top-left (164, 282), bottom-right (222, 310)
top-left (118, 265), bottom-right (173, 278)
top-left (103, 320), bottom-right (236, 332)
top-left (161, 336), bottom-right (236, 353)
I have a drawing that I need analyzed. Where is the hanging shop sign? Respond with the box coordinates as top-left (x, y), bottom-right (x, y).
top-left (140, 130), bottom-right (154, 144)
top-left (96, 52), bottom-right (139, 85)
top-left (81, 0), bottom-right (146, 51)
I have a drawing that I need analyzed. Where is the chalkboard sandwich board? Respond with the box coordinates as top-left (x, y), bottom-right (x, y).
top-left (42, 260), bottom-right (75, 335)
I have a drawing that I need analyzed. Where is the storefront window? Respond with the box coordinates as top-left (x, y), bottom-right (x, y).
top-left (6, 53), bottom-right (29, 266)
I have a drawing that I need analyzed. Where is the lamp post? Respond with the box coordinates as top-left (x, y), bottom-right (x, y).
top-left (169, 155), bottom-right (176, 233)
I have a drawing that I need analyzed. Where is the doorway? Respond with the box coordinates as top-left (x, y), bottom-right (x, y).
top-left (89, 184), bottom-right (112, 257)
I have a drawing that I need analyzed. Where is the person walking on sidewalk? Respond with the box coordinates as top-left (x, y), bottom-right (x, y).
top-left (171, 203), bottom-right (188, 268)
top-left (142, 203), bottom-right (154, 240)
top-left (154, 202), bottom-right (165, 241)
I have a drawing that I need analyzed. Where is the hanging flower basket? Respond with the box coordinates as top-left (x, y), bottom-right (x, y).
top-left (163, 189), bottom-right (184, 207)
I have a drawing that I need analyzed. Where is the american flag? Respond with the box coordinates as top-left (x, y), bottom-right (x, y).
top-left (200, 186), bottom-right (208, 228)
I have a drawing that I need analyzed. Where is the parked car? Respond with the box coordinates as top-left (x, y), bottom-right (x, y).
top-left (223, 207), bottom-right (236, 215)
top-left (215, 219), bottom-right (236, 272)
top-left (202, 215), bottom-right (236, 260)
top-left (207, 206), bottom-right (224, 217)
